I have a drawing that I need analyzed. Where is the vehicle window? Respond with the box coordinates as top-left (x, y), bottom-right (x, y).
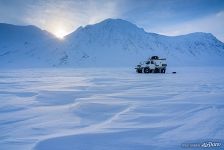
top-left (146, 61), bottom-right (150, 64)
top-left (151, 61), bottom-right (154, 64)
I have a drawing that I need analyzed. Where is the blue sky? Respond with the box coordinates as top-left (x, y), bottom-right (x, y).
top-left (0, 0), bottom-right (223, 41)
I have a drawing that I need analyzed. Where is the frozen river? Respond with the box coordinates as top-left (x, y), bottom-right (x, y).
top-left (0, 67), bottom-right (224, 150)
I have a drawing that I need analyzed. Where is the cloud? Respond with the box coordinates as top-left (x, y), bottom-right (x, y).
top-left (147, 11), bottom-right (224, 42)
top-left (0, 0), bottom-right (121, 37)
top-left (0, 0), bottom-right (223, 40)
top-left (22, 0), bottom-right (120, 36)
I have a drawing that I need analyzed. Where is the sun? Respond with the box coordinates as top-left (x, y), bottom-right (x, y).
top-left (54, 28), bottom-right (67, 39)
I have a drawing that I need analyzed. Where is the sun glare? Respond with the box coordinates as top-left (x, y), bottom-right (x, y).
top-left (54, 28), bottom-right (67, 39)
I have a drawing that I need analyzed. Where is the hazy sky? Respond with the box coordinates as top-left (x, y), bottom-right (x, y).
top-left (0, 0), bottom-right (224, 41)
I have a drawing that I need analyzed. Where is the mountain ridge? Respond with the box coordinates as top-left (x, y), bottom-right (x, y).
top-left (0, 18), bottom-right (224, 68)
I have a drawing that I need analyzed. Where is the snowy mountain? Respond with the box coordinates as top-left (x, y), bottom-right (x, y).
top-left (0, 19), bottom-right (224, 68)
top-left (0, 23), bottom-right (65, 68)
top-left (64, 19), bottom-right (224, 67)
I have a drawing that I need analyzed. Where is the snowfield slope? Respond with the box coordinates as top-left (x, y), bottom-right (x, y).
top-left (0, 19), bottom-right (224, 67)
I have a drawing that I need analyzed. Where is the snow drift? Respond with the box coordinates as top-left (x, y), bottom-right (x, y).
top-left (0, 68), bottom-right (224, 150)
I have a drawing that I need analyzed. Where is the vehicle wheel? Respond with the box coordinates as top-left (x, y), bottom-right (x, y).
top-left (137, 69), bottom-right (142, 73)
top-left (161, 69), bottom-right (166, 73)
top-left (144, 67), bottom-right (150, 73)
top-left (154, 68), bottom-right (159, 73)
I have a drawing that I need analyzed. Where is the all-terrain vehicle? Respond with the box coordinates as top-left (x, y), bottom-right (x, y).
top-left (135, 56), bottom-right (167, 73)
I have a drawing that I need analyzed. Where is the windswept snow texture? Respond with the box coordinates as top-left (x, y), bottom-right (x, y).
top-left (0, 68), bottom-right (224, 150)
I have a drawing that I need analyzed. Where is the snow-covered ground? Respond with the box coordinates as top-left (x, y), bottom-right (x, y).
top-left (0, 67), bottom-right (224, 150)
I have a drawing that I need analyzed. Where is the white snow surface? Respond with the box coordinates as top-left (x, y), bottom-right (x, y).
top-left (0, 67), bottom-right (224, 150)
top-left (0, 19), bottom-right (224, 68)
